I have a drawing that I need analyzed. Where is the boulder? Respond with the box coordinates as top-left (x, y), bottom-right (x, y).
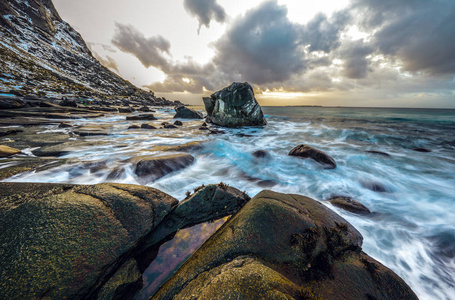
top-left (128, 125), bottom-right (141, 129)
top-left (289, 144), bottom-right (337, 169)
top-left (203, 82), bottom-right (267, 127)
top-left (0, 145), bottom-right (21, 157)
top-left (328, 196), bottom-right (371, 215)
top-left (136, 183), bottom-right (251, 260)
top-left (252, 150), bottom-right (270, 159)
top-left (132, 154), bottom-right (195, 184)
top-left (173, 106), bottom-right (203, 119)
top-left (152, 190), bottom-right (418, 300)
top-left (173, 120), bottom-right (183, 126)
top-left (0, 182), bottom-right (178, 300)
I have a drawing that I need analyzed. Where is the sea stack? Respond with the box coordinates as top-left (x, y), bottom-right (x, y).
top-left (203, 82), bottom-right (267, 127)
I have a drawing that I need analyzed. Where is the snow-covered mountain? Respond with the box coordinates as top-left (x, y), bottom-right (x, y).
top-left (0, 0), bottom-right (154, 101)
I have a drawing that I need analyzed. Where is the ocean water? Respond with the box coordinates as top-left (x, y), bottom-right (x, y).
top-left (3, 106), bottom-right (455, 299)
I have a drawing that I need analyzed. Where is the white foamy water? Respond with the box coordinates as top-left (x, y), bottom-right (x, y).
top-left (3, 106), bottom-right (455, 300)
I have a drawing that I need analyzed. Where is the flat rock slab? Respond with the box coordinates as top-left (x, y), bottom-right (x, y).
top-left (153, 190), bottom-right (417, 300)
top-left (73, 125), bottom-right (111, 136)
top-left (289, 144), bottom-right (337, 169)
top-left (0, 182), bottom-right (178, 300)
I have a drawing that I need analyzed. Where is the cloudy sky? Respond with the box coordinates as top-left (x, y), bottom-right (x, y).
top-left (53, 0), bottom-right (455, 108)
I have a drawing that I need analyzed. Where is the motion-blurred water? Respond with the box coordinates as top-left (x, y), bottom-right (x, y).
top-left (4, 106), bottom-right (455, 299)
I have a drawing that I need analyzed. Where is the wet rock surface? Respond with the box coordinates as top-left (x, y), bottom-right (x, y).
top-left (203, 82), bottom-right (267, 127)
top-left (152, 190), bottom-right (418, 300)
top-left (132, 154), bottom-right (195, 184)
top-left (0, 182), bottom-right (178, 300)
top-left (289, 144), bottom-right (337, 169)
top-left (327, 195), bottom-right (371, 215)
top-left (173, 105), bottom-right (203, 119)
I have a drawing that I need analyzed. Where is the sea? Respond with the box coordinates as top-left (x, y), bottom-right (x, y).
top-left (3, 106), bottom-right (455, 300)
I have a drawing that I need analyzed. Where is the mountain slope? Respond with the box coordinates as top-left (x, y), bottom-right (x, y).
top-left (0, 0), bottom-right (154, 101)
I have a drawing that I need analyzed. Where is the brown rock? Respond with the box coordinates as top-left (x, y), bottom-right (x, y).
top-left (328, 196), bottom-right (371, 215)
top-left (132, 154), bottom-right (195, 184)
top-left (153, 190), bottom-right (417, 300)
top-left (0, 145), bottom-right (21, 157)
top-left (289, 144), bottom-right (337, 169)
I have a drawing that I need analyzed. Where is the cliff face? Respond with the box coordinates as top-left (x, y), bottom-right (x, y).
top-left (0, 0), bottom-right (152, 100)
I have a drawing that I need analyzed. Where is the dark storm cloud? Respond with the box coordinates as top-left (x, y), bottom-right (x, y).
top-left (212, 1), bottom-right (306, 85)
top-left (111, 23), bottom-right (171, 70)
top-left (338, 40), bottom-right (374, 79)
top-left (353, 0), bottom-right (455, 75)
top-left (183, 0), bottom-right (226, 33)
top-left (302, 10), bottom-right (350, 53)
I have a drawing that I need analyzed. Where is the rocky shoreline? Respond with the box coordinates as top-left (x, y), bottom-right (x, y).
top-left (0, 84), bottom-right (419, 299)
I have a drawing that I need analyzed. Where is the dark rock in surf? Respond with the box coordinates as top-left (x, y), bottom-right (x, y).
top-left (413, 148), bottom-right (431, 153)
top-left (289, 144), bottom-right (337, 169)
top-left (141, 124), bottom-right (157, 129)
top-left (0, 129), bottom-right (23, 137)
top-left (360, 180), bottom-right (389, 193)
top-left (328, 196), bottom-right (371, 215)
top-left (252, 150), bottom-right (270, 159)
top-left (203, 82), bottom-right (267, 127)
top-left (128, 125), bottom-right (141, 129)
top-left (366, 150), bottom-right (391, 157)
top-left (174, 120), bottom-right (183, 126)
top-left (59, 99), bottom-right (77, 107)
top-left (133, 154), bottom-right (195, 184)
top-left (119, 107), bottom-right (135, 113)
top-left (0, 182), bottom-right (178, 300)
top-left (173, 105), bottom-right (203, 119)
top-left (153, 190), bottom-right (417, 300)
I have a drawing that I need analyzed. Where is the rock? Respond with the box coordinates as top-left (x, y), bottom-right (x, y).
top-left (32, 143), bottom-right (71, 157)
top-left (413, 148), bottom-right (431, 153)
top-left (119, 107), bottom-right (135, 113)
top-left (173, 120), bottom-right (183, 126)
top-left (128, 125), bottom-right (141, 129)
top-left (139, 106), bottom-right (151, 112)
top-left (361, 180), bottom-right (389, 193)
top-left (0, 145), bottom-right (21, 157)
top-left (141, 124), bottom-right (157, 129)
top-left (73, 125), bottom-right (110, 136)
top-left (199, 126), bottom-right (209, 130)
top-left (151, 141), bottom-right (205, 152)
top-left (289, 144), bottom-right (337, 169)
top-left (132, 154), bottom-right (195, 184)
top-left (58, 122), bottom-right (73, 128)
top-left (162, 123), bottom-right (178, 129)
top-left (153, 190), bottom-right (417, 300)
top-left (252, 150), bottom-right (270, 159)
top-left (0, 98), bottom-right (25, 109)
top-left (137, 183), bottom-right (251, 259)
top-left (366, 150), bottom-right (391, 157)
top-left (328, 196), bottom-right (371, 215)
top-left (59, 99), bottom-right (77, 107)
top-left (126, 114), bottom-right (157, 121)
top-left (203, 82), bottom-right (267, 127)
top-left (173, 105), bottom-right (203, 119)
top-left (0, 129), bottom-right (23, 137)
top-left (0, 182), bottom-right (178, 300)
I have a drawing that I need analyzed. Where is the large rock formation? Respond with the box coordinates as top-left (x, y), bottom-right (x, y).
top-left (0, 0), bottom-right (153, 101)
top-left (153, 190), bottom-right (418, 300)
top-left (0, 182), bottom-right (251, 300)
top-left (203, 82), bottom-right (267, 127)
top-left (0, 182), bottom-right (178, 300)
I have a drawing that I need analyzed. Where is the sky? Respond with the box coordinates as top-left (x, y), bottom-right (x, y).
top-left (53, 0), bottom-right (455, 108)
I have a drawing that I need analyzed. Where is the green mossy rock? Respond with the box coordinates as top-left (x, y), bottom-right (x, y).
top-left (152, 190), bottom-right (418, 300)
top-left (0, 182), bottom-right (178, 299)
